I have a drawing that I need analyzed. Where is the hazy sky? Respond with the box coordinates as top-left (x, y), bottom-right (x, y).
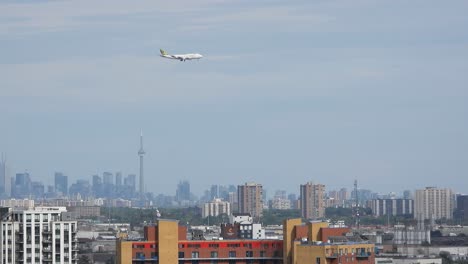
top-left (1, 0), bottom-right (467, 197)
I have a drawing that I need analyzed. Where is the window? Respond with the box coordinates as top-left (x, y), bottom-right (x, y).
top-left (188, 244), bottom-right (201, 248)
top-left (316, 257), bottom-right (321, 264)
top-left (246, 251), bottom-right (253, 257)
top-left (191, 251), bottom-right (199, 258)
top-left (210, 251), bottom-right (218, 258)
top-left (260, 251), bottom-right (266, 257)
top-left (151, 252), bottom-right (158, 259)
top-left (179, 252), bottom-right (185, 258)
top-left (136, 252), bottom-right (145, 259)
top-left (229, 251), bottom-right (236, 258)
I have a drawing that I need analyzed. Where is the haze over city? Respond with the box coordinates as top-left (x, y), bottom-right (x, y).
top-left (1, 0), bottom-right (467, 196)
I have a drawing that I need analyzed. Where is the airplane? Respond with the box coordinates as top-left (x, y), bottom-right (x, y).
top-left (160, 49), bottom-right (203, 62)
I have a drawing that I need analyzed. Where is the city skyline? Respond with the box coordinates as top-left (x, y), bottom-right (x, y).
top-left (1, 1), bottom-right (468, 195)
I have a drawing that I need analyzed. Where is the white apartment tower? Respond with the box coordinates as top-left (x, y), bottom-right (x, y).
top-left (202, 198), bottom-right (231, 218)
top-left (415, 187), bottom-right (454, 220)
top-left (0, 207), bottom-right (78, 264)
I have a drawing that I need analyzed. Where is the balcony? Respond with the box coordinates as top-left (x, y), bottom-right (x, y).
top-left (326, 253), bottom-right (339, 259)
top-left (43, 247), bottom-right (52, 252)
top-left (356, 252), bottom-right (371, 258)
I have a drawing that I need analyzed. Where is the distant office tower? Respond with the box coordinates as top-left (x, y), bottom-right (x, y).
top-left (210, 185), bottom-right (219, 199)
top-left (338, 188), bottom-right (348, 202)
top-left (0, 206), bottom-right (78, 264)
top-left (115, 172), bottom-right (122, 186)
top-left (54, 172), bottom-right (68, 196)
top-left (415, 187), bottom-right (454, 220)
top-left (237, 182), bottom-right (263, 219)
top-left (176, 181), bottom-right (191, 201)
top-left (92, 175), bottom-right (102, 197)
top-left (13, 172), bottom-right (32, 198)
top-left (103, 172), bottom-right (113, 185)
top-left (369, 199), bottom-right (414, 217)
top-left (69, 180), bottom-right (92, 198)
top-left (456, 195), bottom-right (468, 222)
top-left (300, 182), bottom-right (325, 220)
top-left (31, 181), bottom-right (45, 198)
top-left (0, 155), bottom-right (11, 198)
top-left (138, 132), bottom-right (145, 196)
top-left (125, 174), bottom-right (136, 191)
top-left (274, 190), bottom-right (287, 200)
top-left (202, 198), bottom-right (231, 218)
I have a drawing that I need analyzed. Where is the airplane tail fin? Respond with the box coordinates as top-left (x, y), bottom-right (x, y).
top-left (160, 49), bottom-right (168, 55)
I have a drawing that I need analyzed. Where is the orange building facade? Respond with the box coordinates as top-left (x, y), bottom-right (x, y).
top-left (117, 219), bottom-right (374, 264)
top-left (117, 219), bottom-right (283, 264)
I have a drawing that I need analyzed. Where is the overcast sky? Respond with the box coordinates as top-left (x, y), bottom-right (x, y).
top-left (1, 0), bottom-right (467, 197)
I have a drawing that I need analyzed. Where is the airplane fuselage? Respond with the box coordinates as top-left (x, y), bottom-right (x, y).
top-left (160, 53), bottom-right (203, 61)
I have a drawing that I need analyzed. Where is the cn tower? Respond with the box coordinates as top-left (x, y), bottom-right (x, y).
top-left (138, 131), bottom-right (145, 197)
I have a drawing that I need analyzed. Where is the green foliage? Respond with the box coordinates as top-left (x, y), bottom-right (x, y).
top-left (261, 209), bottom-right (301, 225)
top-left (102, 207), bottom-right (205, 227)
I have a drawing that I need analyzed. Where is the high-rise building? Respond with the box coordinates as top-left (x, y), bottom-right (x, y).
top-left (138, 132), bottom-right (145, 196)
top-left (125, 174), bottom-right (136, 191)
top-left (202, 198), bottom-right (231, 218)
top-left (456, 195), bottom-right (468, 222)
top-left (0, 206), bottom-right (78, 263)
top-left (31, 181), bottom-right (45, 198)
top-left (54, 172), bottom-right (68, 196)
top-left (115, 172), bottom-right (122, 186)
top-left (237, 182), bottom-right (263, 219)
top-left (0, 155), bottom-right (11, 198)
top-left (369, 199), bottom-right (414, 217)
top-left (338, 188), bottom-right (348, 202)
top-left (103, 172), bottom-right (113, 185)
top-left (210, 185), bottom-right (218, 199)
top-left (69, 180), bottom-right (91, 198)
top-left (176, 181), bottom-right (190, 202)
top-left (414, 187), bottom-right (454, 220)
top-left (300, 182), bottom-right (325, 220)
top-left (92, 175), bottom-right (102, 197)
top-left (13, 173), bottom-right (31, 198)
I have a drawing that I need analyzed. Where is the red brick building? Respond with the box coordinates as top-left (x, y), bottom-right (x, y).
top-left (117, 219), bottom-right (282, 264)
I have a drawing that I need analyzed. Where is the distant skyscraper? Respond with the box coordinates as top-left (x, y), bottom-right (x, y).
top-left (115, 172), bottom-right (122, 186)
top-left (237, 182), bottom-right (263, 219)
top-left (13, 172), bottom-right (31, 198)
top-left (125, 174), bottom-right (136, 191)
top-left (176, 181), bottom-right (191, 201)
top-left (210, 185), bottom-right (219, 199)
top-left (103, 172), bottom-right (113, 185)
top-left (92, 174), bottom-right (102, 197)
top-left (0, 154), bottom-right (11, 198)
top-left (138, 131), bottom-right (145, 196)
top-left (415, 187), bottom-right (454, 220)
top-left (300, 182), bottom-right (325, 220)
top-left (54, 172), bottom-right (68, 196)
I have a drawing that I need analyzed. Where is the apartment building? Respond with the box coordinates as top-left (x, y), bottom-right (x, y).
top-left (0, 206), bottom-right (78, 264)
